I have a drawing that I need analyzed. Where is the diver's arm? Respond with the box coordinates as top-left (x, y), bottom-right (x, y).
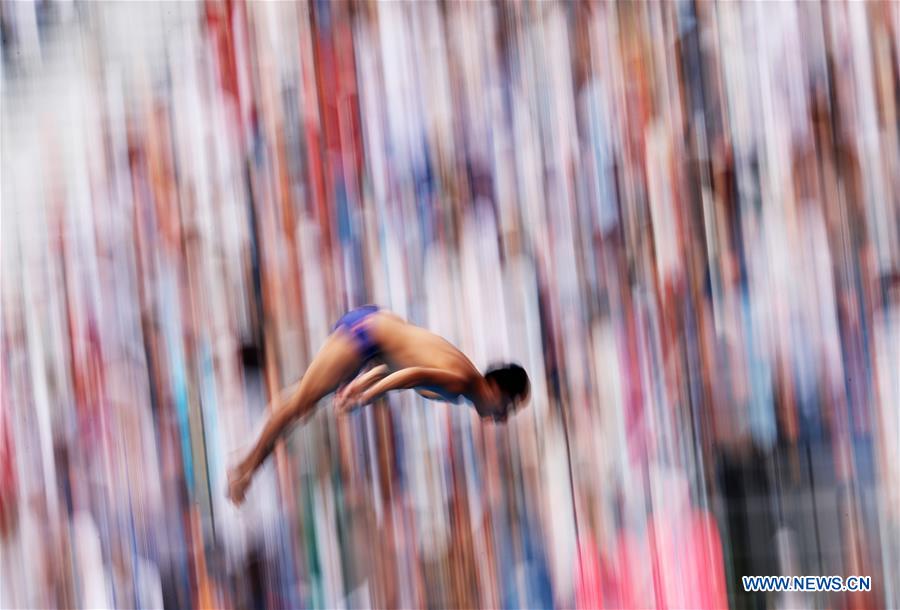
top-left (339, 367), bottom-right (468, 412)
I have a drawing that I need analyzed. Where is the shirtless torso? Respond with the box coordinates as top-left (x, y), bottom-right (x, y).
top-left (362, 311), bottom-right (483, 402)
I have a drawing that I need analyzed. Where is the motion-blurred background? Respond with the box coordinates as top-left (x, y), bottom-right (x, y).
top-left (1, 2), bottom-right (898, 609)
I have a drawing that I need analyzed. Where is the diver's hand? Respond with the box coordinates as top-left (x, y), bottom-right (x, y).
top-left (226, 461), bottom-right (254, 506)
top-left (334, 384), bottom-right (351, 411)
top-left (335, 388), bottom-right (368, 415)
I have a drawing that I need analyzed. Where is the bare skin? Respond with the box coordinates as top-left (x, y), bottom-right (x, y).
top-left (226, 310), bottom-right (508, 505)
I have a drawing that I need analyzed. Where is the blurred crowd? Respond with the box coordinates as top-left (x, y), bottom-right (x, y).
top-left (1, 1), bottom-right (899, 609)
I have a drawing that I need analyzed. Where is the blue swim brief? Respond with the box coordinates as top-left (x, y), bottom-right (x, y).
top-left (332, 305), bottom-right (381, 361)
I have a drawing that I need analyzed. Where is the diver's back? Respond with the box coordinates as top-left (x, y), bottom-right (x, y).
top-left (369, 311), bottom-right (479, 376)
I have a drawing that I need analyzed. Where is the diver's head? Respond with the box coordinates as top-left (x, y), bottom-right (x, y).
top-left (478, 363), bottom-right (530, 422)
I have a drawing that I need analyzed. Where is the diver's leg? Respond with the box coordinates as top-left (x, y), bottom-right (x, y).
top-left (228, 330), bottom-right (362, 503)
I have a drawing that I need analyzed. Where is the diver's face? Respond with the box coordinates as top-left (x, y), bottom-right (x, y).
top-left (476, 379), bottom-right (517, 422)
top-left (490, 405), bottom-right (511, 423)
top-left (476, 396), bottom-right (512, 423)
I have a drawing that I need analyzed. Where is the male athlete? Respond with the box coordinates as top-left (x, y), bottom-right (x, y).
top-left (227, 305), bottom-right (529, 505)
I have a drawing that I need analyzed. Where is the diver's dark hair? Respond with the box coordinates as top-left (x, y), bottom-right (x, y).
top-left (484, 363), bottom-right (530, 406)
